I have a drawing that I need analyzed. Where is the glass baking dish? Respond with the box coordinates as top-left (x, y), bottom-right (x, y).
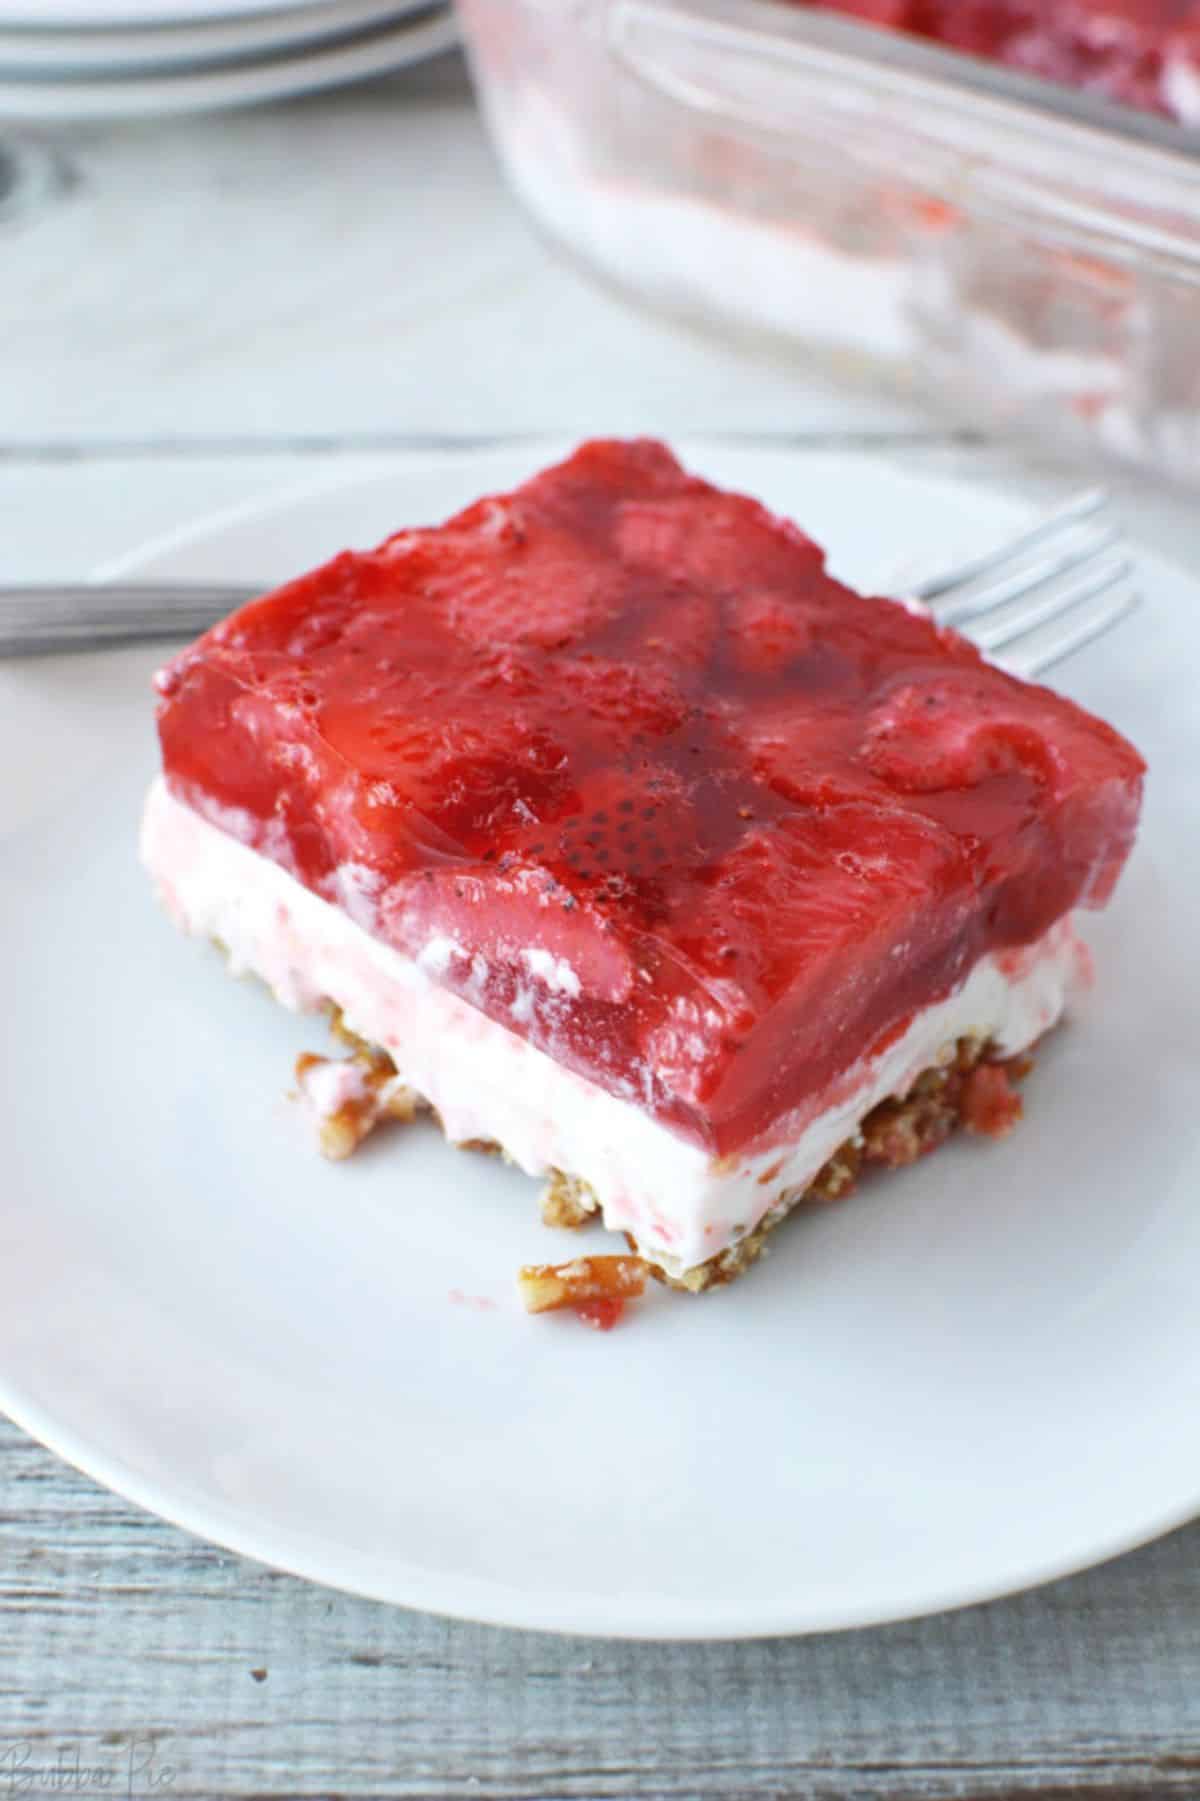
top-left (458, 0), bottom-right (1200, 483)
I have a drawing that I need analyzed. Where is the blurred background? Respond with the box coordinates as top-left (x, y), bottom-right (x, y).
top-left (4, 0), bottom-right (1200, 501)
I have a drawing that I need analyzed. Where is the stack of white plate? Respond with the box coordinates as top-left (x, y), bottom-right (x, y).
top-left (0, 0), bottom-right (458, 120)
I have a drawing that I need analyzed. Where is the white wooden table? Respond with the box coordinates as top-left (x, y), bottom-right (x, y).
top-left (2, 54), bottom-right (1199, 1799)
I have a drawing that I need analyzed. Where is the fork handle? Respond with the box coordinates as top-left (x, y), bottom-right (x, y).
top-left (0, 584), bottom-right (259, 657)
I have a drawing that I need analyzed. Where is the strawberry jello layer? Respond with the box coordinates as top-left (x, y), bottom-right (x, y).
top-left (150, 439), bottom-right (1144, 1174)
top-left (790, 0), bottom-right (1200, 124)
top-left (142, 776), bottom-right (1088, 1277)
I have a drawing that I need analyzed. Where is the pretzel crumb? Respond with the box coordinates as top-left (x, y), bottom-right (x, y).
top-left (295, 1050), bottom-right (421, 1160)
top-left (518, 1255), bottom-right (648, 1329)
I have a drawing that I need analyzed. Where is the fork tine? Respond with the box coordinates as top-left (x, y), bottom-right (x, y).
top-left (993, 585), bottom-right (1141, 679)
top-left (933, 523), bottom-right (1123, 627)
top-left (910, 489), bottom-right (1108, 602)
top-left (970, 556), bottom-right (1133, 652)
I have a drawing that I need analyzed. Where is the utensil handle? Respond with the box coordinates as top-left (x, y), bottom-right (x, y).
top-left (0, 585), bottom-right (258, 657)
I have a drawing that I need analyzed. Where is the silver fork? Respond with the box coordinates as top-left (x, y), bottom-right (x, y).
top-left (0, 489), bottom-right (1139, 673)
top-left (907, 488), bottom-right (1139, 678)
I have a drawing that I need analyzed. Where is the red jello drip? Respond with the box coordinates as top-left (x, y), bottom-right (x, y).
top-left (574, 1297), bottom-right (627, 1331)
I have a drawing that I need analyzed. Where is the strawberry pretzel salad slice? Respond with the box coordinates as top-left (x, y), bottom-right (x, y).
top-left (142, 440), bottom-right (1144, 1323)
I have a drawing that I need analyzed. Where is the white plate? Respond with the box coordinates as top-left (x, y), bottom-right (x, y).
top-left (0, 0), bottom-right (436, 75)
top-left (0, 4), bottom-right (454, 115)
top-left (2, 443), bottom-right (1196, 1639)
top-left (0, 0), bottom-right (336, 25)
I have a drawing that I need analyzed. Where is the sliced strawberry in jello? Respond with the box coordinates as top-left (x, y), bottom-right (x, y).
top-left (155, 439), bottom-right (1145, 1160)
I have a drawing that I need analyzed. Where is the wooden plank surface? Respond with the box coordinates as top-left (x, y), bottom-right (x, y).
top-left (1, 1421), bottom-right (1199, 1799)
top-left (2, 50), bottom-right (1198, 1800)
